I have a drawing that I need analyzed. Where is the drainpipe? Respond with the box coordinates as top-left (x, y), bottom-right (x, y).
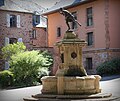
top-left (104, 0), bottom-right (110, 61)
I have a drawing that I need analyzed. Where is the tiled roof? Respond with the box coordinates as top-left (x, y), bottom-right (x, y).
top-left (0, 0), bottom-right (46, 14)
top-left (42, 0), bottom-right (95, 15)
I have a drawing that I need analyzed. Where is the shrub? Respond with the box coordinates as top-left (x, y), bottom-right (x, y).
top-left (37, 68), bottom-right (49, 84)
top-left (2, 42), bottom-right (26, 60)
top-left (1, 43), bottom-right (53, 87)
top-left (10, 50), bottom-right (46, 87)
top-left (9, 50), bottom-right (53, 87)
top-left (40, 50), bottom-right (53, 70)
top-left (96, 58), bottom-right (120, 76)
top-left (0, 70), bottom-right (13, 88)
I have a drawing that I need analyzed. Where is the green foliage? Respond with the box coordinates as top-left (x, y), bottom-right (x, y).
top-left (37, 68), bottom-right (49, 83)
top-left (0, 70), bottom-right (13, 88)
top-left (2, 42), bottom-right (26, 60)
top-left (10, 50), bottom-right (46, 87)
top-left (40, 50), bottom-right (53, 69)
top-left (1, 42), bottom-right (53, 88)
top-left (96, 58), bottom-right (120, 76)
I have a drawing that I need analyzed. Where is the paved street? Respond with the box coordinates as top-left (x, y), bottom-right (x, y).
top-left (0, 75), bottom-right (120, 101)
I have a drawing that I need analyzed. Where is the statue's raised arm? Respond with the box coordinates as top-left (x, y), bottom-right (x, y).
top-left (59, 8), bottom-right (81, 31)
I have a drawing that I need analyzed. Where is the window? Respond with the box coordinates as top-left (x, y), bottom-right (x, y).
top-left (86, 7), bottom-right (93, 26)
top-left (32, 29), bottom-right (36, 39)
top-left (86, 58), bottom-right (92, 69)
top-left (35, 15), bottom-right (40, 24)
top-left (33, 15), bottom-right (40, 26)
top-left (87, 32), bottom-right (93, 46)
top-left (0, 0), bottom-right (4, 6)
top-left (71, 12), bottom-right (77, 29)
top-left (7, 14), bottom-right (20, 28)
top-left (57, 27), bottom-right (61, 37)
top-left (10, 15), bottom-right (16, 27)
top-left (9, 38), bottom-right (17, 44)
top-left (5, 37), bottom-right (22, 46)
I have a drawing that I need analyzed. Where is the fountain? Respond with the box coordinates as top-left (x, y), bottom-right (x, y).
top-left (24, 8), bottom-right (115, 101)
top-left (41, 8), bottom-right (101, 95)
top-left (41, 30), bottom-right (101, 95)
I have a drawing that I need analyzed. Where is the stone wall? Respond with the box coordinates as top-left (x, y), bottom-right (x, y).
top-left (0, 10), bottom-right (33, 70)
top-left (31, 27), bottom-right (47, 47)
top-left (83, 48), bottom-right (120, 74)
top-left (52, 48), bottom-right (120, 75)
top-left (0, 10), bottom-right (33, 49)
top-left (0, 10), bottom-right (49, 70)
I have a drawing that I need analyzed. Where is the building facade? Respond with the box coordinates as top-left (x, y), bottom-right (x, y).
top-left (43, 0), bottom-right (120, 74)
top-left (0, 10), bottom-right (33, 70)
top-left (0, 0), bottom-right (48, 70)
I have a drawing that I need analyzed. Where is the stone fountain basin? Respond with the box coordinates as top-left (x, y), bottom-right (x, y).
top-left (41, 75), bottom-right (101, 94)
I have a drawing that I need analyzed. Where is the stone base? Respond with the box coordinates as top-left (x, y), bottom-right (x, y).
top-left (23, 93), bottom-right (120, 101)
top-left (41, 75), bottom-right (101, 95)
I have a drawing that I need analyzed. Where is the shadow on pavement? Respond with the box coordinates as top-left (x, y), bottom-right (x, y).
top-left (101, 75), bottom-right (120, 81)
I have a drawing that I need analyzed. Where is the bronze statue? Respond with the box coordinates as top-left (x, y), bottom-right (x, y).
top-left (59, 8), bottom-right (81, 31)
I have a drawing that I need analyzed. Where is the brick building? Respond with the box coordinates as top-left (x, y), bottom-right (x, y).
top-left (0, 0), bottom-right (47, 70)
top-left (43, 0), bottom-right (120, 74)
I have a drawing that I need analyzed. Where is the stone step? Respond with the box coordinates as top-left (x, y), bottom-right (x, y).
top-left (23, 96), bottom-right (120, 101)
top-left (23, 93), bottom-right (120, 101)
top-left (32, 93), bottom-right (112, 99)
top-left (23, 97), bottom-right (39, 101)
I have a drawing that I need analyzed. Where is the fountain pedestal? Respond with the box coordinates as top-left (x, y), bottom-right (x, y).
top-left (41, 31), bottom-right (101, 95)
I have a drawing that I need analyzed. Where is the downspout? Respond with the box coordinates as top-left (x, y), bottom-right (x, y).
top-left (104, 0), bottom-right (110, 60)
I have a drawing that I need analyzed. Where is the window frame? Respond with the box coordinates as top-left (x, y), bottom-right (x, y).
top-left (10, 14), bottom-right (17, 27)
top-left (33, 15), bottom-right (40, 26)
top-left (9, 38), bottom-right (17, 44)
top-left (32, 29), bottom-right (37, 39)
top-left (57, 27), bottom-right (61, 37)
top-left (35, 15), bottom-right (40, 24)
top-left (86, 58), bottom-right (92, 70)
top-left (86, 7), bottom-right (93, 26)
top-left (87, 32), bottom-right (93, 46)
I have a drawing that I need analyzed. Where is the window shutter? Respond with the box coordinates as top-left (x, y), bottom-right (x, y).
top-left (5, 37), bottom-right (9, 46)
top-left (18, 38), bottom-right (22, 42)
top-left (17, 15), bottom-right (20, 28)
top-left (6, 14), bottom-right (10, 27)
top-left (5, 62), bottom-right (9, 70)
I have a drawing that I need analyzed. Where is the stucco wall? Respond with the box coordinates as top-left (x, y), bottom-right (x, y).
top-left (46, 0), bottom-right (120, 75)
top-left (47, 0), bottom-right (107, 49)
top-left (109, 0), bottom-right (120, 48)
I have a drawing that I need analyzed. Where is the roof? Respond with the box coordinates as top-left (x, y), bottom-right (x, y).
top-left (42, 0), bottom-right (96, 15)
top-left (0, 0), bottom-right (46, 14)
